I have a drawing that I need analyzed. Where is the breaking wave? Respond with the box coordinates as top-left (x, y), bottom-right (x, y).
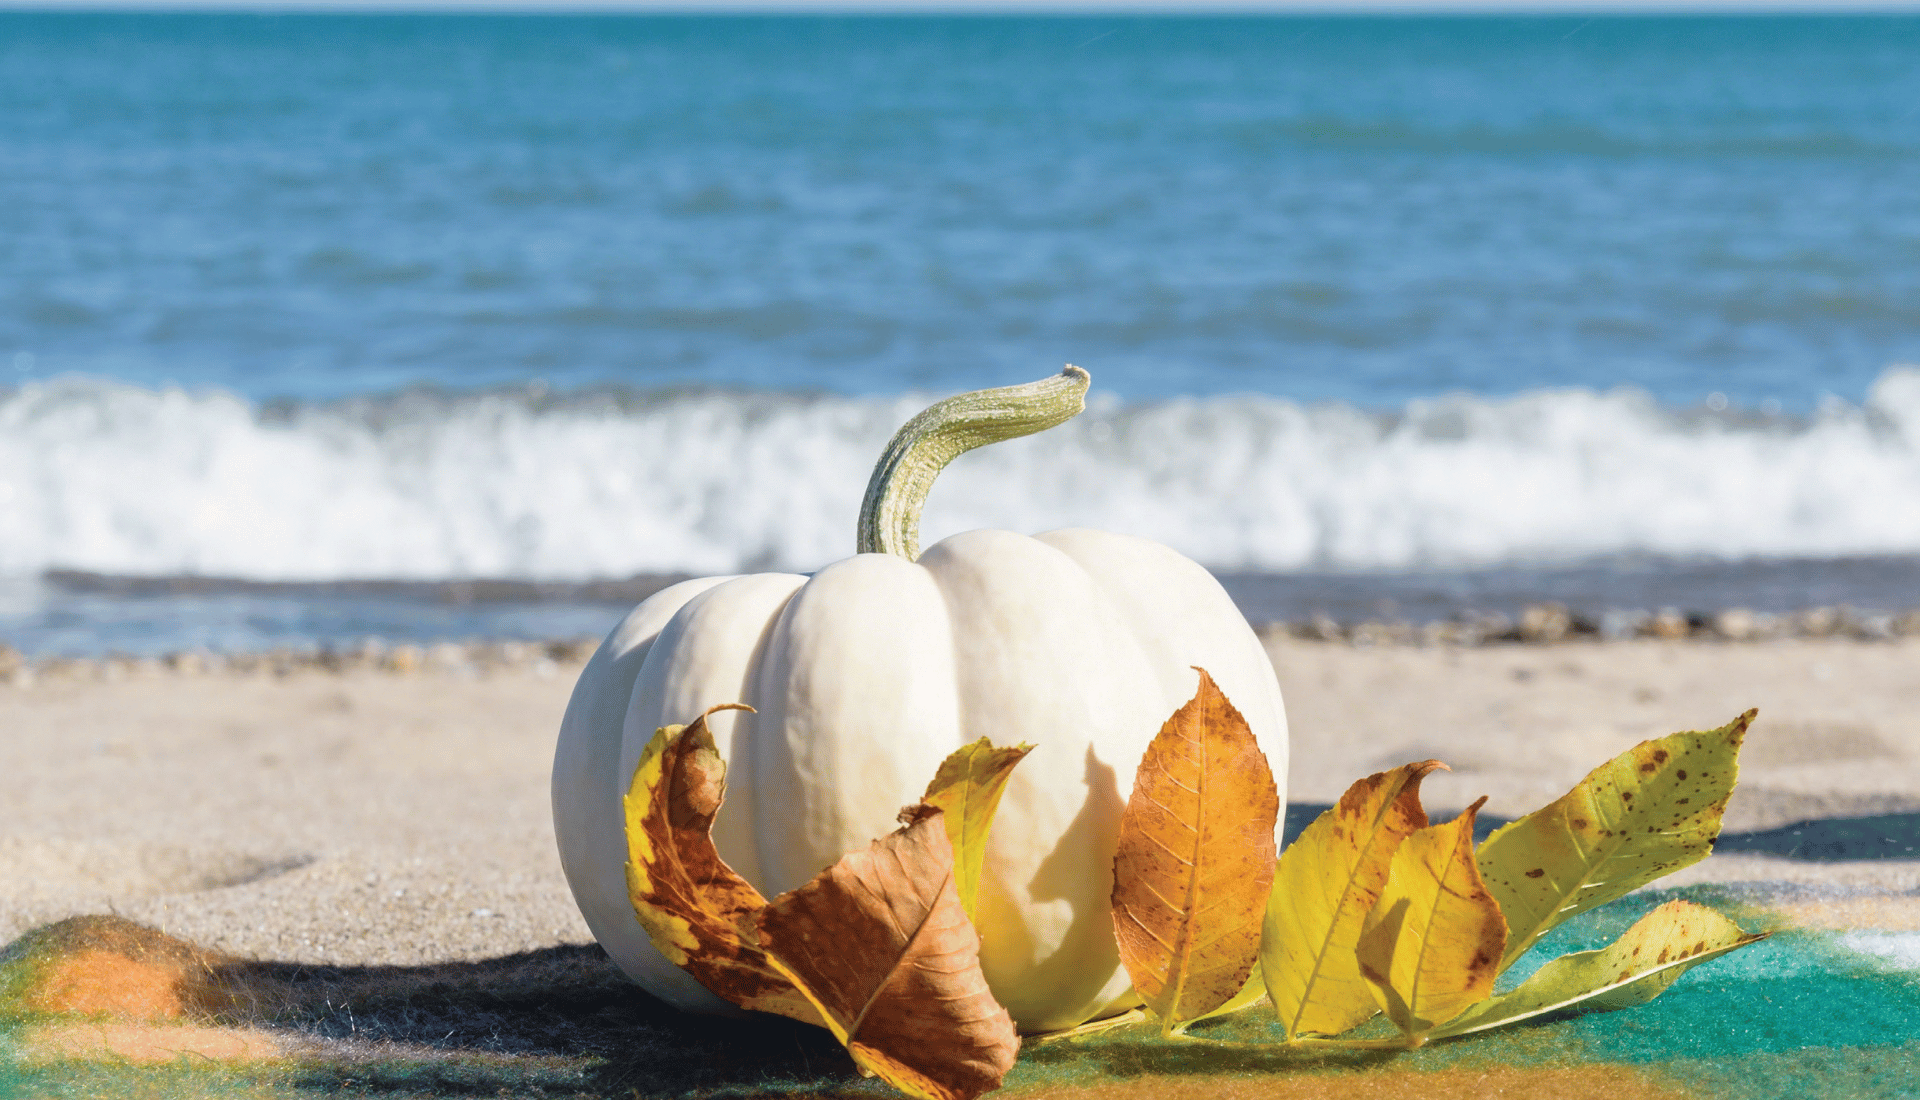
top-left (7, 369), bottom-right (1920, 580)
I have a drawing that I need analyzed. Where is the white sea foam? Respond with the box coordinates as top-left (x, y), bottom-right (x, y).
top-left (6, 371), bottom-right (1920, 581)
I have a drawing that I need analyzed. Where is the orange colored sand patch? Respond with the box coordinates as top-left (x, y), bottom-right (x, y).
top-left (24, 946), bottom-right (208, 1019)
top-left (15, 1020), bottom-right (282, 1064)
top-left (1006, 1065), bottom-right (1694, 1100)
top-left (8, 915), bottom-right (240, 1021)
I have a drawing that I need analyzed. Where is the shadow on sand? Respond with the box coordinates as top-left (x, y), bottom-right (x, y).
top-left (1, 917), bottom-right (870, 1098)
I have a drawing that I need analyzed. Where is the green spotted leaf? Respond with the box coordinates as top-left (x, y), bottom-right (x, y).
top-left (1430, 899), bottom-right (1767, 1039)
top-left (1477, 711), bottom-right (1752, 971)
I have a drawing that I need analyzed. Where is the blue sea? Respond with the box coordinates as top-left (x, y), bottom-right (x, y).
top-left (5, 11), bottom-right (1920, 654)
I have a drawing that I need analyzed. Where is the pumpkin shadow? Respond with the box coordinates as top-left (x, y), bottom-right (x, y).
top-left (1002, 745), bottom-right (1132, 1022)
top-left (207, 942), bottom-right (871, 1097)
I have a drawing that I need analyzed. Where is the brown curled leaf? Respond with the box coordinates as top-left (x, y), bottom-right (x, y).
top-left (756, 805), bottom-right (1019, 1100)
top-left (622, 705), bottom-right (823, 1026)
top-left (1110, 668), bottom-right (1281, 1034)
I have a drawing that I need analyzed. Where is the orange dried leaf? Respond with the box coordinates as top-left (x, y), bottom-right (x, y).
top-left (1262, 760), bottom-right (1446, 1040)
top-left (1110, 668), bottom-right (1281, 1034)
top-left (755, 805), bottom-right (1019, 1100)
top-left (921, 738), bottom-right (1034, 921)
top-left (622, 705), bottom-right (823, 1026)
top-left (1355, 799), bottom-right (1507, 1044)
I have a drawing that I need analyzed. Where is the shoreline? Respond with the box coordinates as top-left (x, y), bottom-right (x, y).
top-left (7, 598), bottom-right (1920, 685)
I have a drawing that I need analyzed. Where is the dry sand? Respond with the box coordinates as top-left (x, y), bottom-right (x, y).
top-left (4, 636), bottom-right (1919, 964)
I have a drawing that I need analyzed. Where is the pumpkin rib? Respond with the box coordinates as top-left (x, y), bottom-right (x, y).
top-left (748, 553), bottom-right (962, 899)
top-left (624, 573), bottom-right (811, 894)
top-left (919, 530), bottom-right (1179, 1030)
top-left (551, 574), bottom-right (744, 1015)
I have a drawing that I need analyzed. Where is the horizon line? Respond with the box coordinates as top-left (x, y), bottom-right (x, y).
top-left (6, 1), bottom-right (1920, 14)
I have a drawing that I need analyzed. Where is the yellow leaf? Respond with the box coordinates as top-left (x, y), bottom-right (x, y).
top-left (1430, 900), bottom-right (1768, 1039)
top-left (756, 805), bottom-right (1019, 1100)
top-left (1477, 710), bottom-right (1752, 971)
top-left (622, 705), bottom-right (823, 1027)
top-left (921, 738), bottom-right (1034, 921)
top-left (1110, 669), bottom-right (1281, 1035)
top-left (1356, 799), bottom-right (1507, 1044)
top-left (1262, 761), bottom-right (1446, 1040)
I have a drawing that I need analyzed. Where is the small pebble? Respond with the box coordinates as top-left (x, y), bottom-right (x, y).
top-left (4, 601), bottom-right (1916, 688)
top-left (1255, 602), bottom-right (1920, 648)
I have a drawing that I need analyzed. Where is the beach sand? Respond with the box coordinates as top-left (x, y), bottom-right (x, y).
top-left (5, 635), bottom-right (1918, 963)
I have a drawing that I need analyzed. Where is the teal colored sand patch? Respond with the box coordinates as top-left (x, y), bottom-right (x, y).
top-left (1530, 885), bottom-right (1920, 1065)
top-left (1477, 885), bottom-right (1920, 1079)
top-left (1572, 929), bottom-right (1920, 1063)
top-left (0, 1020), bottom-right (30, 1100)
top-left (0, 1060), bottom-right (273, 1100)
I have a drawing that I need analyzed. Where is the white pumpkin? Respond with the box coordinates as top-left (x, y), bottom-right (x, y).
top-left (552, 367), bottom-right (1288, 1032)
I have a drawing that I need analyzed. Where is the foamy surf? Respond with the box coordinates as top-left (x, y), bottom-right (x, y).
top-left (5, 369), bottom-right (1920, 581)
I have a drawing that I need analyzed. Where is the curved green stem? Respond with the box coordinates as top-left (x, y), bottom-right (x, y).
top-left (857, 365), bottom-right (1090, 560)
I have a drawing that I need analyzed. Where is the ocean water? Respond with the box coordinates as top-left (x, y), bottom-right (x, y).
top-left (4, 12), bottom-right (1920, 653)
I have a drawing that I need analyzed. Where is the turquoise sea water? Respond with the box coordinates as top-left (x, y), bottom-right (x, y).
top-left (6, 13), bottom-right (1920, 406)
top-left (4, 13), bottom-right (1920, 651)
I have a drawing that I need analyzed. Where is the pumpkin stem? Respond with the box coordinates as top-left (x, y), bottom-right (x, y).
top-left (858, 365), bottom-right (1091, 560)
